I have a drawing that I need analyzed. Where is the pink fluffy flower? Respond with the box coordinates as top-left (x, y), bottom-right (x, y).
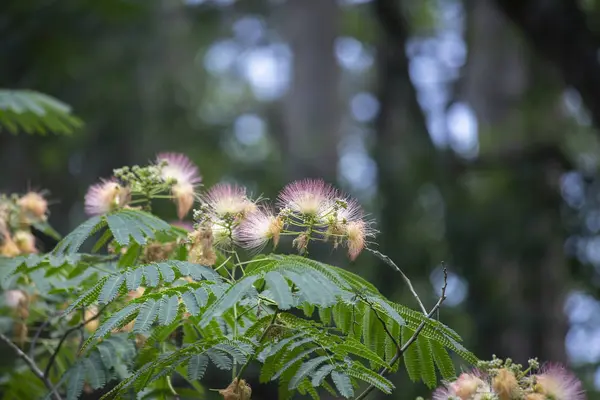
top-left (157, 153), bottom-right (202, 219)
top-left (533, 364), bottom-right (585, 400)
top-left (277, 179), bottom-right (337, 219)
top-left (432, 371), bottom-right (490, 400)
top-left (236, 208), bottom-right (283, 251)
top-left (84, 179), bottom-right (130, 216)
top-left (327, 197), bottom-right (375, 260)
top-left (202, 183), bottom-right (256, 218)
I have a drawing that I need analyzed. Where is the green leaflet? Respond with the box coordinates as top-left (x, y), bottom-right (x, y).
top-left (158, 295), bottom-right (179, 325)
top-left (288, 356), bottom-right (330, 390)
top-left (344, 362), bottom-right (394, 394)
top-left (402, 326), bottom-right (422, 383)
top-left (331, 371), bottom-right (354, 399)
top-left (311, 364), bottom-right (336, 387)
top-left (187, 355), bottom-right (209, 381)
top-left (431, 339), bottom-right (456, 379)
top-left (55, 210), bottom-right (172, 256)
top-left (66, 362), bottom-right (86, 400)
top-left (94, 303), bottom-right (141, 340)
top-left (54, 216), bottom-right (104, 255)
top-left (83, 352), bottom-right (107, 390)
top-left (134, 299), bottom-right (160, 333)
top-left (0, 89), bottom-right (82, 135)
top-left (417, 335), bottom-right (437, 388)
top-left (264, 271), bottom-right (294, 310)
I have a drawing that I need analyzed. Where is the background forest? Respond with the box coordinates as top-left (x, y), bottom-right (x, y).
top-left (2, 0), bottom-right (600, 399)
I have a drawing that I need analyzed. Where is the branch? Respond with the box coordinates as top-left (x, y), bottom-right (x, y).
top-left (0, 332), bottom-right (62, 400)
top-left (235, 310), bottom-right (278, 382)
top-left (44, 305), bottom-right (107, 378)
top-left (354, 263), bottom-right (448, 400)
top-left (29, 312), bottom-right (61, 360)
top-left (367, 248), bottom-right (428, 314)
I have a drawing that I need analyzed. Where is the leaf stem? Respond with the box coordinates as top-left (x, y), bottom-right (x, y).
top-left (367, 248), bottom-right (428, 314)
top-left (353, 262), bottom-right (448, 400)
top-left (0, 332), bottom-right (62, 400)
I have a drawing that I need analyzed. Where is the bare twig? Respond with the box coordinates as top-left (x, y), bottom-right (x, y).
top-left (367, 248), bottom-right (428, 314)
top-left (0, 332), bottom-right (62, 400)
top-left (354, 263), bottom-right (448, 400)
top-left (29, 312), bottom-right (61, 360)
top-left (44, 305), bottom-right (107, 378)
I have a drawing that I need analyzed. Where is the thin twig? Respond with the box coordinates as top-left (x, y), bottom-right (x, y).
top-left (0, 332), bottom-right (62, 400)
top-left (360, 295), bottom-right (401, 353)
top-left (354, 262), bottom-right (448, 400)
top-left (367, 248), bottom-right (428, 314)
top-left (44, 305), bottom-right (107, 378)
top-left (29, 312), bottom-right (61, 360)
top-left (235, 310), bottom-right (278, 382)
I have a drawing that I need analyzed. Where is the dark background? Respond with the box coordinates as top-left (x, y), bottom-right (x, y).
top-left (2, 0), bottom-right (600, 398)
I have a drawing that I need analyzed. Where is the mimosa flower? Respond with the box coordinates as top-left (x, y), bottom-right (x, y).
top-left (84, 179), bottom-right (130, 216)
top-left (202, 183), bottom-right (256, 218)
top-left (188, 227), bottom-right (217, 266)
top-left (0, 234), bottom-right (20, 257)
top-left (157, 153), bottom-right (202, 219)
top-left (13, 230), bottom-right (37, 254)
top-left (18, 192), bottom-right (48, 222)
top-left (345, 220), bottom-right (376, 261)
top-left (277, 179), bottom-right (337, 219)
top-left (4, 290), bottom-right (27, 309)
top-left (236, 208), bottom-right (283, 251)
top-left (433, 372), bottom-right (489, 400)
top-left (492, 368), bottom-right (520, 400)
top-left (533, 364), bottom-right (585, 400)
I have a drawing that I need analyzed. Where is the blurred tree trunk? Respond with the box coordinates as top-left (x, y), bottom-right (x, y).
top-left (449, 0), bottom-right (569, 364)
top-left (280, 0), bottom-right (341, 182)
top-left (371, 0), bottom-right (442, 397)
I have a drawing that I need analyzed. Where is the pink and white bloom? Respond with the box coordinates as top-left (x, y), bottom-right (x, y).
top-left (236, 208), bottom-right (283, 251)
top-left (277, 179), bottom-right (337, 218)
top-left (84, 179), bottom-right (130, 216)
top-left (533, 364), bottom-right (585, 400)
top-left (18, 192), bottom-right (48, 222)
top-left (4, 290), bottom-right (26, 309)
top-left (433, 371), bottom-right (490, 400)
top-left (156, 153), bottom-right (202, 219)
top-left (202, 183), bottom-right (256, 218)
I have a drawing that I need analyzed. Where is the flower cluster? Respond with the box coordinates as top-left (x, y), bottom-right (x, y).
top-left (79, 154), bottom-right (374, 264)
top-left (433, 357), bottom-right (585, 400)
top-left (188, 178), bottom-right (375, 265)
top-left (0, 191), bottom-right (49, 257)
top-left (84, 152), bottom-right (202, 219)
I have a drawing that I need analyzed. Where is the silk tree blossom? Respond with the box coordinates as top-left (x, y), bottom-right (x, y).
top-left (0, 234), bottom-right (20, 257)
top-left (4, 290), bottom-right (26, 309)
top-left (345, 220), bottom-right (375, 261)
top-left (202, 183), bottom-right (256, 218)
top-left (13, 230), bottom-right (37, 254)
top-left (236, 208), bottom-right (283, 252)
top-left (532, 364), bottom-right (585, 400)
top-left (18, 191), bottom-right (48, 222)
top-left (277, 179), bottom-right (337, 219)
top-left (433, 372), bottom-right (490, 400)
top-left (84, 179), bottom-right (131, 216)
top-left (156, 153), bottom-right (202, 219)
top-left (492, 368), bottom-right (520, 400)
